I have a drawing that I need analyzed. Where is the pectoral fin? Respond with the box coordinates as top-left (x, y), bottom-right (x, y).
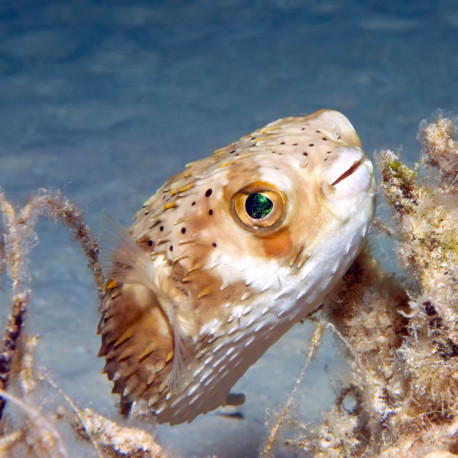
top-left (99, 210), bottom-right (196, 393)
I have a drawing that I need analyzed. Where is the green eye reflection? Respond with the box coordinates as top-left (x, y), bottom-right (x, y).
top-left (245, 193), bottom-right (273, 219)
top-left (233, 182), bottom-right (285, 229)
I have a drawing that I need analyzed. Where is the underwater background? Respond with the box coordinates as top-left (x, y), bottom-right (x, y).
top-left (0, 0), bottom-right (457, 456)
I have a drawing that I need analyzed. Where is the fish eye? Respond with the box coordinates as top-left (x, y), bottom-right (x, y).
top-left (232, 181), bottom-right (286, 230)
top-left (245, 193), bottom-right (273, 219)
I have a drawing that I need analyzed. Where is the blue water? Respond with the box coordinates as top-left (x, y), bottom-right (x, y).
top-left (0, 1), bottom-right (456, 456)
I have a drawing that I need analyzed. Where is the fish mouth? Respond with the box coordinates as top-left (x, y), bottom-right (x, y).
top-left (321, 147), bottom-right (375, 202)
top-left (331, 159), bottom-right (362, 186)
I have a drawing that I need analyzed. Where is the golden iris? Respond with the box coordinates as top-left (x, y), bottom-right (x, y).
top-left (232, 181), bottom-right (286, 230)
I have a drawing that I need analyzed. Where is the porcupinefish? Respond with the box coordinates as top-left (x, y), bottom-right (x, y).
top-left (98, 109), bottom-right (376, 425)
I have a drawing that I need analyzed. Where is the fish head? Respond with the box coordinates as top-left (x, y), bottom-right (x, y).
top-left (187, 109), bottom-right (374, 271)
top-left (98, 109), bottom-right (376, 424)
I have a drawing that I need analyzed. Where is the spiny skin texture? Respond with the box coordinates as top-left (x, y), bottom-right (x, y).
top-left (98, 109), bottom-right (376, 425)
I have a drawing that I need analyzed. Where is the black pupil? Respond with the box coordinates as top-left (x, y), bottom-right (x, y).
top-left (245, 193), bottom-right (273, 219)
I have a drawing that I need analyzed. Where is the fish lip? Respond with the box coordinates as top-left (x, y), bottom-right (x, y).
top-left (320, 146), bottom-right (366, 188)
top-left (330, 159), bottom-right (363, 186)
top-left (321, 153), bottom-right (375, 205)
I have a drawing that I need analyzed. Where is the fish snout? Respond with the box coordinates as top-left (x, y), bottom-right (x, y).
top-left (321, 147), bottom-right (374, 201)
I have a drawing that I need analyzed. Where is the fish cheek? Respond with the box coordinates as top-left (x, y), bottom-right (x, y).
top-left (259, 228), bottom-right (293, 258)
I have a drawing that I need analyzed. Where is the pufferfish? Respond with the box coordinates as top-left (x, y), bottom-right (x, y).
top-left (98, 109), bottom-right (376, 425)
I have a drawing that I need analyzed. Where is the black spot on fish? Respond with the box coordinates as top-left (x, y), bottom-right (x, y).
top-left (148, 240), bottom-right (153, 246)
top-left (181, 227), bottom-right (186, 234)
top-left (205, 189), bottom-right (213, 197)
top-left (212, 242), bottom-right (217, 248)
top-left (209, 209), bottom-right (213, 216)
top-left (160, 225), bottom-right (164, 232)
